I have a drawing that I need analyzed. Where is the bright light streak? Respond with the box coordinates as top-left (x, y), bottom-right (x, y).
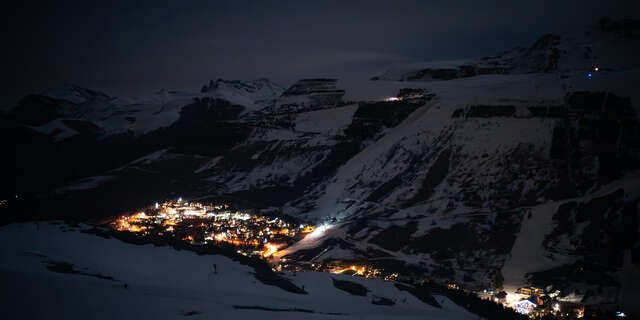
top-left (163, 219), bottom-right (177, 226)
top-left (134, 212), bottom-right (148, 219)
top-left (384, 97), bottom-right (400, 101)
top-left (184, 209), bottom-right (203, 216)
top-left (505, 293), bottom-right (524, 306)
top-left (233, 213), bottom-right (250, 220)
top-left (330, 265), bottom-right (366, 275)
top-left (263, 243), bottom-right (280, 257)
top-left (308, 224), bottom-right (331, 239)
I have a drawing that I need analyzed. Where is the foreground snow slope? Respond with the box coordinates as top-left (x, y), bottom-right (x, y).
top-left (0, 222), bottom-right (477, 320)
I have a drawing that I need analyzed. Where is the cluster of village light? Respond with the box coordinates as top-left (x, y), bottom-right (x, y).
top-left (448, 284), bottom-right (590, 319)
top-left (113, 199), bottom-right (315, 258)
top-left (111, 199), bottom-right (396, 281)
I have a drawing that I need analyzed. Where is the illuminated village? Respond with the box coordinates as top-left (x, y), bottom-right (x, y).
top-left (111, 199), bottom-right (619, 319)
top-left (112, 198), bottom-right (317, 258)
top-left (460, 285), bottom-right (591, 319)
top-left (111, 199), bottom-right (399, 280)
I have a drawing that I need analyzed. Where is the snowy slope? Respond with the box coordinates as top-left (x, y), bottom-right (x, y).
top-left (0, 222), bottom-right (478, 320)
top-left (501, 171), bottom-right (640, 307)
top-left (270, 69), bottom-right (639, 301)
top-left (294, 73), bottom-right (566, 220)
top-left (35, 86), bottom-right (197, 137)
top-left (294, 104), bottom-right (359, 135)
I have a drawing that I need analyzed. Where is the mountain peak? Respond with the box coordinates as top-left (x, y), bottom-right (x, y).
top-left (201, 78), bottom-right (283, 94)
top-left (42, 84), bottom-right (111, 105)
top-left (199, 78), bottom-right (285, 111)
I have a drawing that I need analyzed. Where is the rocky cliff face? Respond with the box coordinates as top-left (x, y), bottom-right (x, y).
top-left (274, 78), bottom-right (346, 113)
top-left (200, 78), bottom-right (284, 112)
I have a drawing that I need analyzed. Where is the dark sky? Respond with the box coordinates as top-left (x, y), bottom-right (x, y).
top-left (2, 0), bottom-right (639, 107)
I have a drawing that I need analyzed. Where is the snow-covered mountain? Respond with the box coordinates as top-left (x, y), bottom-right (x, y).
top-left (13, 85), bottom-right (191, 137)
top-left (3, 19), bottom-right (640, 313)
top-left (3, 79), bottom-right (283, 196)
top-left (14, 78), bottom-right (283, 141)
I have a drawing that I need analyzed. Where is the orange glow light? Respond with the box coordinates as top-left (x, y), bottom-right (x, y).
top-left (263, 243), bottom-right (280, 257)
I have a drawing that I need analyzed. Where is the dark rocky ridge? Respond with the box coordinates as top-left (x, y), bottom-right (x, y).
top-left (372, 20), bottom-right (640, 82)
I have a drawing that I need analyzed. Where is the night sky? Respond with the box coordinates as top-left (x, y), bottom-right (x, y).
top-left (2, 0), bottom-right (639, 107)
